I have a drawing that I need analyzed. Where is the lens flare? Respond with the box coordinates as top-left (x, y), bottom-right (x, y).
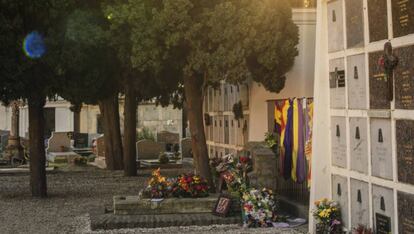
top-left (23, 31), bottom-right (46, 59)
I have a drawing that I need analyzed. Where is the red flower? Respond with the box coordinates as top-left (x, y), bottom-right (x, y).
top-left (240, 156), bottom-right (250, 164)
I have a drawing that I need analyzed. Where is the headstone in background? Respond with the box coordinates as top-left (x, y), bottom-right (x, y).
top-left (370, 118), bottom-right (393, 180)
top-left (392, 0), bottom-right (414, 38)
top-left (157, 131), bottom-right (179, 145)
top-left (368, 0), bottom-right (388, 42)
top-left (350, 117), bottom-right (368, 174)
top-left (396, 120), bottom-right (414, 185)
top-left (249, 145), bottom-right (277, 191)
top-left (332, 174), bottom-right (349, 229)
top-left (73, 133), bottom-right (89, 148)
top-left (331, 117), bottom-right (347, 168)
top-left (46, 132), bottom-right (71, 153)
top-left (395, 45), bottom-right (414, 109)
top-left (136, 139), bottom-right (165, 160)
top-left (345, 0), bottom-right (364, 48)
top-left (372, 185), bottom-right (395, 234)
top-left (369, 51), bottom-right (390, 109)
top-left (181, 138), bottom-right (192, 158)
top-left (350, 179), bottom-right (369, 228)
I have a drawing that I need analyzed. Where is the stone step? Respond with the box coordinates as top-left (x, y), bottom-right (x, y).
top-left (90, 211), bottom-right (242, 230)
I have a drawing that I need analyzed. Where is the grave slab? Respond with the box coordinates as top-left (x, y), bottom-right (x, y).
top-left (345, 0), bottom-right (364, 48)
top-left (331, 117), bottom-right (347, 168)
top-left (395, 45), bottom-right (414, 109)
top-left (369, 51), bottom-right (390, 109)
top-left (330, 58), bottom-right (346, 109)
top-left (349, 118), bottom-right (368, 174)
top-left (392, 0), bottom-right (414, 38)
top-left (372, 184), bottom-right (394, 234)
top-left (370, 119), bottom-right (393, 180)
top-left (396, 120), bottom-right (414, 185)
top-left (331, 174), bottom-right (349, 229)
top-left (347, 54), bottom-right (367, 109)
top-left (368, 0), bottom-right (388, 42)
top-left (327, 0), bottom-right (344, 52)
top-left (350, 179), bottom-right (369, 228)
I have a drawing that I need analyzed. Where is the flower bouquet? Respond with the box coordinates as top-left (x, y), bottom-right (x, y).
top-left (143, 168), bottom-right (171, 198)
top-left (171, 173), bottom-right (209, 198)
top-left (313, 198), bottom-right (343, 233)
top-left (241, 188), bottom-right (277, 228)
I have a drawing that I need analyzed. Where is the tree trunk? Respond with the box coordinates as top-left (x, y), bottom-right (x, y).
top-left (123, 83), bottom-right (137, 176)
top-left (28, 96), bottom-right (47, 198)
top-left (183, 75), bottom-right (214, 190)
top-left (98, 94), bottom-right (123, 170)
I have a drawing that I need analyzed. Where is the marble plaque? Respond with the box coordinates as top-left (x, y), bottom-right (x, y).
top-left (398, 191), bottom-right (414, 233)
top-left (370, 119), bottom-right (393, 180)
top-left (346, 0), bottom-right (364, 48)
top-left (395, 45), bottom-right (414, 109)
top-left (331, 117), bottom-right (347, 168)
top-left (369, 51), bottom-right (390, 109)
top-left (328, 0), bottom-right (344, 52)
top-left (392, 0), bottom-right (414, 38)
top-left (373, 185), bottom-right (395, 234)
top-left (350, 179), bottom-right (369, 228)
top-left (347, 54), bottom-right (367, 109)
top-left (397, 120), bottom-right (414, 185)
top-left (350, 118), bottom-right (368, 174)
top-left (332, 174), bottom-right (349, 229)
top-left (330, 58), bottom-right (346, 109)
top-left (368, 0), bottom-right (388, 42)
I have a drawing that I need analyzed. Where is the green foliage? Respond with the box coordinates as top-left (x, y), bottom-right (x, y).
top-left (137, 127), bottom-right (155, 141)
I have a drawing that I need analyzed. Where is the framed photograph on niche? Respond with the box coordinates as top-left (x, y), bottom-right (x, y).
top-left (212, 194), bottom-right (232, 217)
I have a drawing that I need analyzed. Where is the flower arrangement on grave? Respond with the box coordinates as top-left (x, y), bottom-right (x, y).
top-left (313, 198), bottom-right (343, 233)
top-left (143, 168), bottom-right (171, 198)
top-left (241, 188), bottom-right (277, 228)
top-left (171, 173), bottom-right (209, 198)
top-left (264, 132), bottom-right (279, 154)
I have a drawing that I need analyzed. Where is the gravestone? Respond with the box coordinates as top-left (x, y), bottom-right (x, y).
top-left (329, 58), bottom-right (346, 109)
top-left (73, 133), bottom-right (89, 148)
top-left (250, 146), bottom-right (277, 191)
top-left (136, 139), bottom-right (165, 160)
top-left (392, 0), bottom-right (414, 38)
top-left (369, 51), bottom-right (390, 109)
top-left (331, 174), bottom-right (349, 229)
top-left (157, 131), bottom-right (179, 145)
top-left (398, 191), bottom-right (414, 233)
top-left (327, 0), bottom-right (344, 52)
top-left (331, 117), bottom-right (347, 168)
top-left (350, 118), bottom-right (368, 174)
top-left (0, 131), bottom-right (10, 152)
top-left (395, 45), bottom-right (414, 109)
top-left (396, 120), bottom-right (414, 185)
top-left (347, 54), bottom-right (367, 109)
top-left (370, 119), bottom-right (393, 180)
top-left (345, 0), bottom-right (364, 48)
top-left (46, 132), bottom-right (72, 153)
top-left (181, 138), bottom-right (192, 158)
top-left (96, 136), bottom-right (105, 157)
top-left (368, 0), bottom-right (388, 42)
top-left (350, 179), bottom-right (369, 228)
top-left (372, 185), bottom-right (395, 234)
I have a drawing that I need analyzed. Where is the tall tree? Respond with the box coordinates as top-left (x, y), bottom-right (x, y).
top-left (144, 0), bottom-right (299, 186)
top-left (0, 0), bottom-right (75, 197)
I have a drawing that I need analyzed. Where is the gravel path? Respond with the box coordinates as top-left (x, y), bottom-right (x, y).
top-left (0, 166), bottom-right (308, 234)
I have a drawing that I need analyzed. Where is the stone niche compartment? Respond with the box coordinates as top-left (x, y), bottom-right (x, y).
top-left (331, 117), bottom-right (347, 168)
top-left (394, 45), bottom-right (414, 109)
top-left (330, 58), bottom-right (346, 109)
top-left (350, 179), bottom-right (369, 228)
top-left (347, 54), bottom-right (367, 109)
top-left (370, 118), bottom-right (393, 180)
top-left (397, 120), bottom-right (414, 185)
top-left (392, 0), bottom-right (414, 38)
top-left (350, 118), bottom-right (368, 174)
top-left (372, 185), bottom-right (395, 234)
top-left (369, 51), bottom-right (390, 109)
top-left (345, 0), bottom-right (364, 48)
top-left (332, 174), bottom-right (349, 229)
top-left (327, 0), bottom-right (344, 52)
top-left (398, 191), bottom-right (414, 233)
top-left (368, 0), bottom-right (388, 42)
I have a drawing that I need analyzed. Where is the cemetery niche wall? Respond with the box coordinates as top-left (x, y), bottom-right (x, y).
top-left (314, 0), bottom-right (414, 232)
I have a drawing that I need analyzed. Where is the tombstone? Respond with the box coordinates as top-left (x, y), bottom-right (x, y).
top-left (331, 117), bottom-right (347, 168)
top-left (331, 174), bottom-right (349, 229)
top-left (392, 0), bottom-right (414, 38)
top-left (327, 0), bottom-right (344, 52)
top-left (96, 136), bottom-right (105, 157)
top-left (372, 184), bottom-right (394, 234)
top-left (395, 45), bottom-right (414, 109)
top-left (0, 131), bottom-right (10, 153)
top-left (369, 51), bottom-right (390, 109)
top-left (136, 139), bottom-right (165, 160)
top-left (350, 118), bottom-right (368, 174)
top-left (398, 191), bottom-right (414, 233)
top-left (347, 54), bottom-right (367, 109)
top-left (250, 146), bottom-right (277, 191)
top-left (157, 131), bottom-right (179, 145)
top-left (370, 119), bottom-right (393, 180)
top-left (350, 179), bottom-right (369, 228)
top-left (345, 0), bottom-right (364, 48)
top-left (368, 0), bottom-right (388, 42)
top-left (73, 133), bottom-right (89, 148)
top-left (329, 58), bottom-right (346, 109)
top-left (46, 132), bottom-right (72, 153)
top-left (181, 138), bottom-right (192, 158)
top-left (396, 120), bottom-right (414, 185)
